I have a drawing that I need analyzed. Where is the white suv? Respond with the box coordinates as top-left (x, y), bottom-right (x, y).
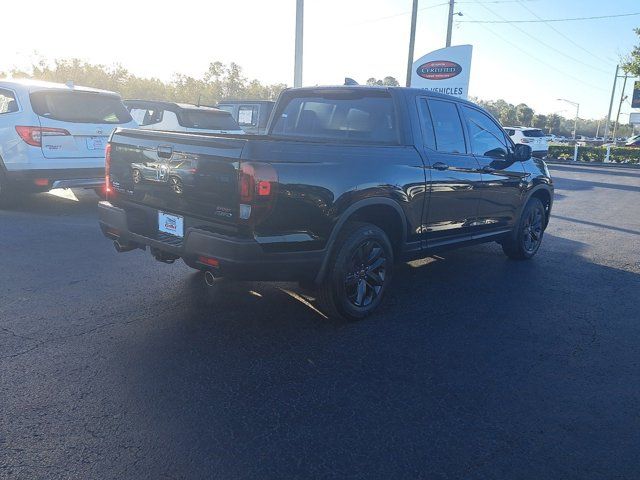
top-left (504, 127), bottom-right (549, 158)
top-left (124, 100), bottom-right (244, 135)
top-left (0, 79), bottom-right (137, 202)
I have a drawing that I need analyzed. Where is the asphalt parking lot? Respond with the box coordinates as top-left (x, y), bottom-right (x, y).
top-left (1, 164), bottom-right (639, 479)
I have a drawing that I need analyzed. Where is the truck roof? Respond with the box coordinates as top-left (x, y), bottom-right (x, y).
top-left (0, 78), bottom-right (121, 96)
top-left (217, 99), bottom-right (275, 105)
top-left (283, 85), bottom-right (478, 107)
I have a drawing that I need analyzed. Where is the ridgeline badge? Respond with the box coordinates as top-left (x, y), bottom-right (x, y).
top-left (416, 61), bottom-right (462, 80)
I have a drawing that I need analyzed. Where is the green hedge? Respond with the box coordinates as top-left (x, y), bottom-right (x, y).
top-left (547, 145), bottom-right (640, 164)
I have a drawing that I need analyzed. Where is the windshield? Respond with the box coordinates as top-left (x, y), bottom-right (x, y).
top-left (179, 109), bottom-right (240, 130)
top-left (271, 90), bottom-right (398, 143)
top-left (30, 90), bottom-right (132, 124)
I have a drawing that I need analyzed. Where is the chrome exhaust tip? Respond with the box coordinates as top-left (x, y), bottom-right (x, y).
top-left (204, 270), bottom-right (216, 287)
top-left (113, 239), bottom-right (137, 253)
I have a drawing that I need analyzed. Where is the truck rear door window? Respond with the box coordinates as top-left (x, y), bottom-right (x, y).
top-left (30, 91), bottom-right (132, 124)
top-left (271, 92), bottom-right (398, 144)
top-left (178, 110), bottom-right (240, 130)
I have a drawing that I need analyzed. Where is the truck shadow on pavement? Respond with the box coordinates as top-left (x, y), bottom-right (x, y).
top-left (0, 189), bottom-right (100, 215)
top-left (112, 233), bottom-right (640, 479)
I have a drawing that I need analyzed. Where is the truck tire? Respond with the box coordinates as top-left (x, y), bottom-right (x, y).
top-left (317, 221), bottom-right (393, 321)
top-left (502, 197), bottom-right (546, 260)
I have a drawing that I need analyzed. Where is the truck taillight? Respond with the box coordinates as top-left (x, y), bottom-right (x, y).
top-left (238, 162), bottom-right (277, 224)
top-left (15, 126), bottom-right (70, 147)
top-left (104, 143), bottom-right (112, 197)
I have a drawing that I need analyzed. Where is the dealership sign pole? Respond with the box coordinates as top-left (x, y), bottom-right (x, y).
top-left (410, 45), bottom-right (473, 99)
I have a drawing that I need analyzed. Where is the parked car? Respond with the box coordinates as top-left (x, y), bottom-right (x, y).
top-left (124, 100), bottom-right (243, 134)
top-left (625, 134), bottom-right (640, 147)
top-left (216, 100), bottom-right (274, 134)
top-left (0, 79), bottom-right (137, 203)
top-left (100, 86), bottom-right (553, 320)
top-left (504, 127), bottom-right (549, 158)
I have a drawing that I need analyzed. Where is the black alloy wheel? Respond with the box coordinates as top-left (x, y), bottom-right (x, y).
top-left (317, 222), bottom-right (394, 321)
top-left (344, 239), bottom-right (387, 308)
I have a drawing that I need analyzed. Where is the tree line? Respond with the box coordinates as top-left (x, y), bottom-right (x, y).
top-left (1, 59), bottom-right (633, 137)
top-left (2, 58), bottom-right (287, 106)
top-left (472, 98), bottom-right (633, 138)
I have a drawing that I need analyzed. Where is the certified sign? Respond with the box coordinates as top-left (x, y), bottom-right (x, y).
top-left (411, 45), bottom-right (473, 99)
top-left (416, 61), bottom-right (462, 80)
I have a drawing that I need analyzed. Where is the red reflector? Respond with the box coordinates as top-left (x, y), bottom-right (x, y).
top-left (257, 180), bottom-right (271, 196)
top-left (104, 143), bottom-right (112, 196)
top-left (34, 178), bottom-right (49, 186)
top-left (198, 256), bottom-right (219, 267)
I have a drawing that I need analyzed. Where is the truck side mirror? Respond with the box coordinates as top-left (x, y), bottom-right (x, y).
top-left (514, 143), bottom-right (532, 161)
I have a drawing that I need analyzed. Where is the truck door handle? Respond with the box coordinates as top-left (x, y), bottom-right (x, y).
top-left (157, 145), bottom-right (173, 159)
top-left (432, 162), bottom-right (449, 171)
top-left (481, 165), bottom-right (495, 173)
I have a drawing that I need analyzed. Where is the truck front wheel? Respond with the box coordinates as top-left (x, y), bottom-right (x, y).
top-left (317, 222), bottom-right (393, 321)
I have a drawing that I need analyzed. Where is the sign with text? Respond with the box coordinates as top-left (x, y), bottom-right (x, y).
top-left (410, 45), bottom-right (473, 99)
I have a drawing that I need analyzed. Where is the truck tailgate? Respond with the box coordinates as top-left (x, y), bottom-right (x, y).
top-left (108, 129), bottom-right (245, 226)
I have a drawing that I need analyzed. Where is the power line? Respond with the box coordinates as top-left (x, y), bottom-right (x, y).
top-left (352, 0), bottom-right (540, 27)
top-left (515, 0), bottom-right (617, 66)
top-left (469, 2), bottom-right (611, 75)
top-left (353, 2), bottom-right (448, 26)
top-left (461, 11), bottom-right (606, 92)
top-left (459, 11), bottom-right (640, 23)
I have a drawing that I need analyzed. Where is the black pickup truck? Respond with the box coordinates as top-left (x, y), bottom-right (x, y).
top-left (99, 86), bottom-right (553, 320)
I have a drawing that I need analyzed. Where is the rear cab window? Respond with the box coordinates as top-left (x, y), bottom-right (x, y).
top-left (0, 88), bottom-right (18, 114)
top-left (270, 89), bottom-right (399, 144)
top-left (178, 109), bottom-right (240, 130)
top-left (129, 107), bottom-right (163, 126)
top-left (523, 129), bottom-right (544, 137)
top-left (238, 105), bottom-right (258, 127)
top-left (30, 90), bottom-right (132, 124)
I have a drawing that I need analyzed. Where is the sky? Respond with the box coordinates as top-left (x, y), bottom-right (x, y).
top-left (1, 0), bottom-right (638, 120)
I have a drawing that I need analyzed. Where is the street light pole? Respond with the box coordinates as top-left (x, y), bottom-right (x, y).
top-left (406, 0), bottom-right (418, 87)
top-left (294, 0), bottom-right (304, 88)
top-left (558, 98), bottom-right (580, 140)
top-left (446, 0), bottom-right (455, 47)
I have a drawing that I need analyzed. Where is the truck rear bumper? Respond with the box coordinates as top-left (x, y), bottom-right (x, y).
top-left (98, 201), bottom-right (323, 282)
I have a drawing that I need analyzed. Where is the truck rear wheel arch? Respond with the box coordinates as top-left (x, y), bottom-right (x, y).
top-left (315, 198), bottom-right (407, 284)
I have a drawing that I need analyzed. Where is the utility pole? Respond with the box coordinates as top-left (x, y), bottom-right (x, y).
top-left (446, 0), bottom-right (455, 47)
top-left (406, 0), bottom-right (418, 87)
top-left (612, 73), bottom-right (629, 143)
top-left (294, 0), bottom-right (304, 88)
top-left (603, 65), bottom-right (619, 140)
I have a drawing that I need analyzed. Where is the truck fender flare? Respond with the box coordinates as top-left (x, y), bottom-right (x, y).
top-left (519, 183), bottom-right (553, 219)
top-left (314, 197), bottom-right (407, 284)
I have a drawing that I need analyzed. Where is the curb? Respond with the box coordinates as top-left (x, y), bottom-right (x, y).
top-left (545, 160), bottom-right (640, 170)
